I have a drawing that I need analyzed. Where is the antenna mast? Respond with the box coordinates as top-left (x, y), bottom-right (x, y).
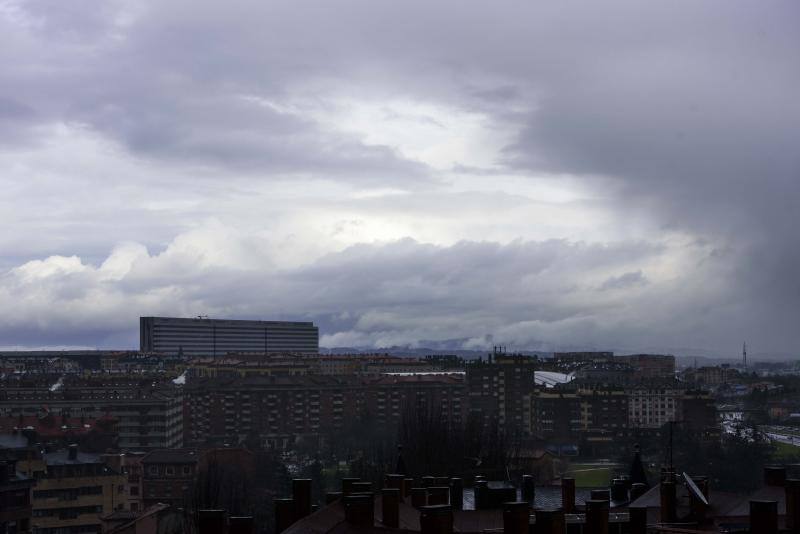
top-left (743, 341), bottom-right (747, 369)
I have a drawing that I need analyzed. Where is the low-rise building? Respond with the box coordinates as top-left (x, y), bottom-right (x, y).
top-left (0, 457), bottom-right (34, 534)
top-left (140, 449), bottom-right (198, 508)
top-left (20, 445), bottom-right (125, 534)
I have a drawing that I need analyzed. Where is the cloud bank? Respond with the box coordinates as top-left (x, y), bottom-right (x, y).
top-left (1, 0), bottom-right (798, 357)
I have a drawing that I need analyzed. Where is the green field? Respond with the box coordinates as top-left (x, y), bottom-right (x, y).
top-left (771, 440), bottom-right (800, 461)
top-left (564, 464), bottom-right (614, 487)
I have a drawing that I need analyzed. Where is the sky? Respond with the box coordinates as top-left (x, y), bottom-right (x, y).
top-left (1, 1), bottom-right (798, 357)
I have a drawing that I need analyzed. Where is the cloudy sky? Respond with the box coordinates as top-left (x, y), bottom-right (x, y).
top-left (1, 1), bottom-right (798, 357)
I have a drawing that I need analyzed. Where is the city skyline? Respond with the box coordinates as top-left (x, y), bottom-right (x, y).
top-left (2, 1), bottom-right (798, 357)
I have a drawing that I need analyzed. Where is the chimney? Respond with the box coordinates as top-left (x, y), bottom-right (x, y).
top-left (435, 476), bottom-right (449, 486)
top-left (534, 509), bottom-right (565, 534)
top-left (197, 510), bottom-right (227, 534)
top-left (474, 480), bottom-right (489, 510)
top-left (584, 499), bottom-right (609, 534)
top-left (749, 500), bottom-right (778, 534)
top-left (561, 477), bottom-right (575, 513)
top-left (522, 474), bottom-right (535, 503)
top-left (341, 477), bottom-right (360, 496)
top-left (292, 479), bottom-right (312, 520)
top-left (787, 479), bottom-right (800, 531)
top-left (344, 494), bottom-right (374, 527)
top-left (764, 466), bottom-right (786, 487)
top-left (419, 504), bottom-right (453, 534)
top-left (403, 478), bottom-right (414, 498)
top-left (68, 444), bottom-right (78, 461)
top-left (427, 486), bottom-right (449, 505)
top-left (610, 479), bottom-right (628, 502)
top-left (411, 487), bottom-right (428, 508)
top-left (659, 480), bottom-right (676, 523)
top-left (381, 488), bottom-right (400, 528)
top-left (450, 478), bottom-right (464, 510)
top-left (630, 483), bottom-right (648, 502)
top-left (385, 474), bottom-right (404, 490)
top-left (628, 506), bottom-right (647, 534)
top-left (502, 501), bottom-right (530, 534)
top-left (228, 516), bottom-right (254, 534)
top-left (274, 498), bottom-right (295, 533)
top-left (422, 475), bottom-right (436, 487)
top-left (351, 481), bottom-right (373, 494)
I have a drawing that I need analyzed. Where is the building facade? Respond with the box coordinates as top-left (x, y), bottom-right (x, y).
top-left (466, 354), bottom-right (537, 438)
top-left (21, 445), bottom-right (125, 534)
top-left (139, 317), bottom-right (319, 356)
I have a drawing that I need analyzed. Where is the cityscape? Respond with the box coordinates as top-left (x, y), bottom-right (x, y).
top-left (3, 316), bottom-right (800, 533)
top-left (2, 1), bottom-right (798, 533)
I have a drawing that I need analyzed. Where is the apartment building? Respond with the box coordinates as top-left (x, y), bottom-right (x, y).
top-left (0, 457), bottom-right (34, 534)
top-left (0, 376), bottom-right (183, 450)
top-left (182, 373), bottom-right (466, 450)
top-left (140, 449), bottom-right (198, 508)
top-left (627, 382), bottom-right (684, 429)
top-left (18, 445), bottom-right (125, 534)
top-left (466, 353), bottom-right (537, 437)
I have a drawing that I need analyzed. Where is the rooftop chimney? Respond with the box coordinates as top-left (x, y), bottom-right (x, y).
top-left (474, 479), bottom-right (489, 510)
top-left (419, 504), bottom-right (453, 534)
top-left (381, 488), bottom-right (400, 528)
top-left (341, 477), bottom-right (359, 496)
top-left (351, 481), bottom-right (373, 494)
top-left (274, 498), bottom-right (295, 533)
top-left (787, 479), bottom-right (800, 531)
top-left (344, 494), bottom-right (374, 527)
top-left (68, 444), bottom-right (78, 461)
top-left (561, 478), bottom-right (575, 513)
top-left (522, 475), bottom-right (535, 503)
top-left (228, 516), bottom-right (254, 534)
top-left (534, 508), bottom-right (565, 534)
top-left (292, 479), bottom-right (312, 520)
top-left (412, 487), bottom-right (428, 508)
top-left (659, 480), bottom-right (677, 523)
top-left (628, 506), bottom-right (647, 534)
top-left (585, 499), bottom-right (609, 534)
top-left (427, 486), bottom-right (449, 505)
top-left (749, 500), bottom-right (778, 534)
top-left (764, 466), bottom-right (786, 487)
top-left (502, 501), bottom-right (530, 534)
top-left (450, 478), bottom-right (464, 510)
top-left (197, 509), bottom-right (227, 534)
top-left (630, 483), bottom-right (648, 502)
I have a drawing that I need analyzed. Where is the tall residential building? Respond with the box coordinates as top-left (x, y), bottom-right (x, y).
top-left (465, 352), bottom-right (537, 438)
top-left (139, 317), bottom-right (319, 356)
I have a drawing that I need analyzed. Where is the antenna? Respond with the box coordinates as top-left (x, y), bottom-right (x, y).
top-left (743, 341), bottom-right (747, 369)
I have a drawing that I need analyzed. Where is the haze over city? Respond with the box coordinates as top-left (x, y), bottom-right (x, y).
top-left (2, 1), bottom-right (798, 358)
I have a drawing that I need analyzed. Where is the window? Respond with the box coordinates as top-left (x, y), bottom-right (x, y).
top-left (182, 466), bottom-right (191, 475)
top-left (165, 466), bottom-right (175, 475)
top-left (148, 466), bottom-right (158, 476)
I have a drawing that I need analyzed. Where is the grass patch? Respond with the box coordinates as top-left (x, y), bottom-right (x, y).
top-left (564, 465), bottom-right (613, 487)
top-left (771, 440), bottom-right (800, 461)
